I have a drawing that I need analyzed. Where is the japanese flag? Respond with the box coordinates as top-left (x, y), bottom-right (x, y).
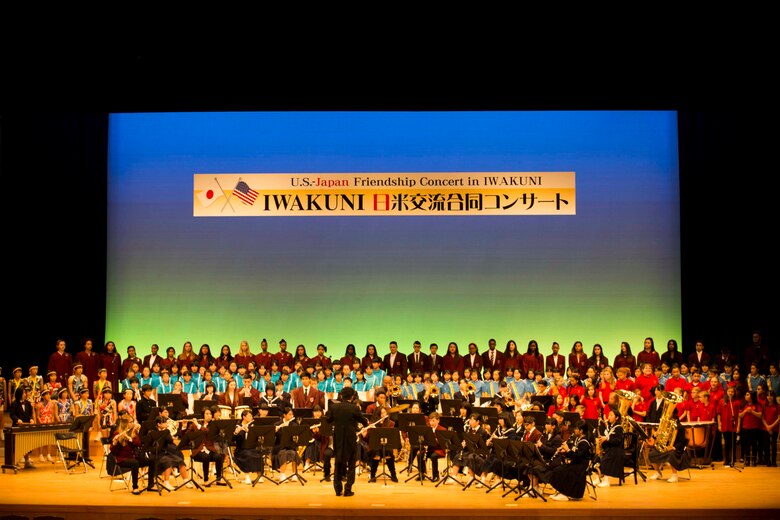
top-left (196, 177), bottom-right (224, 207)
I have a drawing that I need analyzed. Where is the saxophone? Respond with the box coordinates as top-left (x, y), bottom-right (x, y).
top-left (654, 391), bottom-right (685, 452)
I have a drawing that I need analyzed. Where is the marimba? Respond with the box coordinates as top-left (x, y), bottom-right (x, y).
top-left (2, 423), bottom-right (77, 474)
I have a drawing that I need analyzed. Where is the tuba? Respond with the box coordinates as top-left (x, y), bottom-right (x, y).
top-left (389, 385), bottom-right (403, 398)
top-left (653, 391), bottom-right (685, 452)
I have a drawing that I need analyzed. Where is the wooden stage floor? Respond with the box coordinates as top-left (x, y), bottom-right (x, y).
top-left (1, 455), bottom-right (778, 520)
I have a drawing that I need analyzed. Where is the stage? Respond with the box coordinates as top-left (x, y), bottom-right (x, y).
top-left (1, 450), bottom-right (778, 520)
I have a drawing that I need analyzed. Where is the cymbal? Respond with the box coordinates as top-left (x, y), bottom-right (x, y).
top-left (388, 403), bottom-right (410, 413)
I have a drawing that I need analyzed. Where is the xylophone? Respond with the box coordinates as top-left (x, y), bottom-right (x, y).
top-left (2, 423), bottom-right (77, 474)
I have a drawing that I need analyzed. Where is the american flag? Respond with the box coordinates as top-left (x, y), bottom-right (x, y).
top-left (234, 180), bottom-right (259, 206)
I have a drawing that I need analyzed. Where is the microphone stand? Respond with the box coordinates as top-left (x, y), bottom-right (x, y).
top-left (729, 398), bottom-right (743, 472)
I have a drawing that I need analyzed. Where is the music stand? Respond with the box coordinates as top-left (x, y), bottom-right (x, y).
top-left (253, 416), bottom-right (280, 426)
top-left (514, 442), bottom-right (547, 502)
top-left (247, 425), bottom-right (279, 486)
top-left (563, 412), bottom-right (581, 426)
top-left (440, 416), bottom-right (466, 432)
top-left (396, 413), bottom-right (426, 474)
top-left (158, 394), bottom-right (185, 418)
top-left (368, 427), bottom-right (401, 485)
top-left (460, 431), bottom-right (489, 490)
top-left (478, 407), bottom-right (499, 433)
top-left (404, 425), bottom-right (437, 484)
top-left (523, 411), bottom-right (548, 430)
top-left (298, 418), bottom-right (324, 475)
top-left (142, 429), bottom-right (174, 494)
top-left (241, 397), bottom-right (255, 408)
top-left (485, 438), bottom-right (511, 494)
top-left (278, 424), bottom-right (311, 485)
top-left (173, 429), bottom-right (206, 492)
top-left (535, 395), bottom-right (554, 410)
top-left (502, 440), bottom-right (524, 498)
top-left (293, 408), bottom-right (314, 420)
top-left (193, 399), bottom-right (213, 417)
top-left (69, 414), bottom-right (97, 469)
top-left (206, 419), bottom-right (237, 488)
top-left (434, 429), bottom-right (462, 487)
top-left (440, 399), bottom-right (461, 417)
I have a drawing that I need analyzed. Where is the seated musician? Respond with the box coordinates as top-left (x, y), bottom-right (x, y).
top-left (450, 412), bottom-right (489, 484)
top-left (527, 417), bottom-right (563, 493)
top-left (183, 407), bottom-right (226, 485)
top-left (110, 413), bottom-right (143, 494)
top-left (425, 412), bottom-right (447, 481)
top-left (305, 405), bottom-right (332, 480)
top-left (9, 386), bottom-right (36, 468)
top-left (147, 415), bottom-right (191, 491)
top-left (364, 389), bottom-right (388, 416)
top-left (273, 406), bottom-right (301, 482)
top-left (233, 408), bottom-right (263, 484)
top-left (647, 407), bottom-right (690, 483)
top-left (365, 405), bottom-right (399, 482)
top-left (595, 405), bottom-right (624, 487)
top-left (479, 412), bottom-right (517, 486)
top-left (546, 419), bottom-right (591, 501)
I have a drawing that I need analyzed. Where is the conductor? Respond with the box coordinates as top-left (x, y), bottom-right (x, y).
top-left (325, 386), bottom-right (368, 497)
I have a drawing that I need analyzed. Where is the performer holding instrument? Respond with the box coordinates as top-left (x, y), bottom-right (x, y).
top-left (594, 406), bottom-right (624, 487)
top-left (233, 408), bottom-right (263, 484)
top-left (110, 414), bottom-right (143, 494)
top-left (546, 419), bottom-right (591, 501)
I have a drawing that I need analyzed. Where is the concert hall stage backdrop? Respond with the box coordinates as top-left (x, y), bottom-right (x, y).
top-left (106, 111), bottom-right (680, 360)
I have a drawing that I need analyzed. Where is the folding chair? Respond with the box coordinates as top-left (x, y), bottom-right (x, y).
top-left (55, 432), bottom-right (88, 474)
top-left (99, 437), bottom-right (112, 478)
top-left (620, 432), bottom-right (644, 485)
top-left (106, 453), bottom-right (133, 492)
top-left (585, 455), bottom-right (598, 500)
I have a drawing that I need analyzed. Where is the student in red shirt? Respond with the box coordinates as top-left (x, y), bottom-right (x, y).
top-left (738, 391), bottom-right (763, 466)
top-left (664, 365), bottom-right (688, 397)
top-left (634, 363), bottom-right (659, 403)
top-left (717, 386), bottom-right (741, 467)
top-left (581, 385), bottom-right (603, 421)
top-left (762, 391), bottom-right (779, 467)
top-left (614, 367), bottom-right (635, 392)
